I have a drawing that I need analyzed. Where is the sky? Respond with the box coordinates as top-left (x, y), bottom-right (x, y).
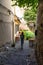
top-left (15, 6), bottom-right (24, 18)
top-left (11, 1), bottom-right (26, 24)
top-left (15, 6), bottom-right (26, 24)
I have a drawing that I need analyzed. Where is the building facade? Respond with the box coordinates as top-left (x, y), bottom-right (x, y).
top-left (0, 0), bottom-right (14, 46)
top-left (14, 15), bottom-right (21, 41)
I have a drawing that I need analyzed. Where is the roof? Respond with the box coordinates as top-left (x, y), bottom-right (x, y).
top-left (14, 15), bottom-right (21, 24)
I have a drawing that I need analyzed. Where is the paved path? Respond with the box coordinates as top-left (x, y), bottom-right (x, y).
top-left (15, 40), bottom-right (29, 49)
top-left (0, 40), bottom-right (38, 65)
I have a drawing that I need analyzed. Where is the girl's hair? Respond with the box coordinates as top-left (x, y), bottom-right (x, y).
top-left (22, 32), bottom-right (23, 35)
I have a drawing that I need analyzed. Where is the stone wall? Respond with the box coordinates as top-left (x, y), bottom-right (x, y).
top-left (0, 21), bottom-right (12, 46)
top-left (36, 1), bottom-right (43, 65)
top-left (0, 0), bottom-right (11, 10)
top-left (0, 0), bottom-right (14, 47)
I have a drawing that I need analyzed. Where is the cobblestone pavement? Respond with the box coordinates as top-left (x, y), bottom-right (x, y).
top-left (0, 40), bottom-right (38, 65)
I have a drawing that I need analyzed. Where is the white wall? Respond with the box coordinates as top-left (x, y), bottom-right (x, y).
top-left (1, 0), bottom-right (11, 10)
top-left (0, 0), bottom-right (14, 46)
top-left (0, 5), bottom-right (9, 15)
top-left (0, 22), bottom-right (12, 45)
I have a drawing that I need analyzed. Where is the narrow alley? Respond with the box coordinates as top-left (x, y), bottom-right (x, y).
top-left (0, 0), bottom-right (43, 65)
top-left (0, 40), bottom-right (38, 65)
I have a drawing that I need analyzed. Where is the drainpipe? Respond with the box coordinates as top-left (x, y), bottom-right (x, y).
top-left (12, 21), bottom-right (15, 47)
top-left (12, 21), bottom-right (14, 43)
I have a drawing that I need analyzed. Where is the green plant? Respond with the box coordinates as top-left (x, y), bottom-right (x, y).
top-left (23, 30), bottom-right (35, 39)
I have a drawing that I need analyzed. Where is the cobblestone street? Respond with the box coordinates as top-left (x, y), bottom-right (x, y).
top-left (0, 40), bottom-right (38, 65)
